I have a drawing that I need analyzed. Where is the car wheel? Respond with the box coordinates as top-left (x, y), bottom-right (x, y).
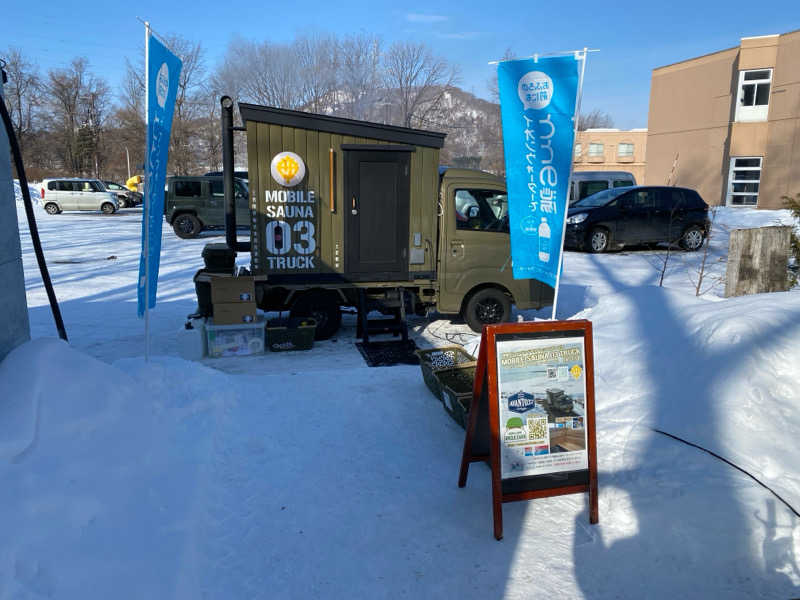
top-left (463, 287), bottom-right (511, 333)
top-left (589, 227), bottom-right (610, 253)
top-left (101, 202), bottom-right (116, 215)
top-left (289, 292), bottom-right (342, 340)
top-left (680, 225), bottom-right (704, 251)
top-left (44, 203), bottom-right (61, 215)
top-left (117, 197), bottom-right (127, 208)
top-left (172, 214), bottom-right (202, 239)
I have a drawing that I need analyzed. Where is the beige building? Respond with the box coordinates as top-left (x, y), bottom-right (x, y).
top-left (646, 30), bottom-right (800, 209)
top-left (573, 128), bottom-right (648, 184)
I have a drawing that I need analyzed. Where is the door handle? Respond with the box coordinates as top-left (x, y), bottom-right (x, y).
top-left (351, 195), bottom-right (358, 215)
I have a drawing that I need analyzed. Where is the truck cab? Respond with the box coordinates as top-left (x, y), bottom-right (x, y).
top-left (437, 168), bottom-right (553, 330)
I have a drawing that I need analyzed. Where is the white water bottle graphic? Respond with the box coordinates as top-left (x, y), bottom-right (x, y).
top-left (538, 217), bottom-right (551, 262)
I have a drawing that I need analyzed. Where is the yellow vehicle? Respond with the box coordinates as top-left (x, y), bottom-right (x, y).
top-left (125, 175), bottom-right (142, 193)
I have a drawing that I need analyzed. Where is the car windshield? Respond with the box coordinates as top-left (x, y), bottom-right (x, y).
top-left (573, 187), bottom-right (629, 208)
top-left (104, 182), bottom-right (124, 190)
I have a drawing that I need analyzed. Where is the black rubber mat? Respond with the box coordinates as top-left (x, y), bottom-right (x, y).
top-left (355, 339), bottom-right (419, 367)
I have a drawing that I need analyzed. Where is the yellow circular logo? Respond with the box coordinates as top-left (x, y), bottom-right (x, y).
top-left (570, 364), bottom-right (583, 380)
top-left (270, 151), bottom-right (305, 187)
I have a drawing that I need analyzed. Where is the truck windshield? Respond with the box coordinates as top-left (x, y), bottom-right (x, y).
top-left (572, 187), bottom-right (629, 208)
top-left (455, 189), bottom-right (509, 232)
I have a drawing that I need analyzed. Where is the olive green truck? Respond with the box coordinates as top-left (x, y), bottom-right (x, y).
top-left (196, 98), bottom-right (553, 339)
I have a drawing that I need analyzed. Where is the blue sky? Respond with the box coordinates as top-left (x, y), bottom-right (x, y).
top-left (4, 0), bottom-right (799, 129)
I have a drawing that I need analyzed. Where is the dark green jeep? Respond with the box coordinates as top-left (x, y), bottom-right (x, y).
top-left (164, 176), bottom-right (249, 239)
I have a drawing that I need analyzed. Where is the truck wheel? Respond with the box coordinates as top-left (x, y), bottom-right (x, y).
top-left (173, 214), bottom-right (202, 239)
top-left (290, 292), bottom-right (342, 340)
top-left (463, 287), bottom-right (511, 333)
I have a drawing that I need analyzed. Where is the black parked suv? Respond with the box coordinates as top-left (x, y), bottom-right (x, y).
top-left (565, 186), bottom-right (709, 253)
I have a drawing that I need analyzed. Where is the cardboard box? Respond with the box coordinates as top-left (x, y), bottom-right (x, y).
top-left (213, 301), bottom-right (258, 325)
top-left (210, 276), bottom-right (256, 304)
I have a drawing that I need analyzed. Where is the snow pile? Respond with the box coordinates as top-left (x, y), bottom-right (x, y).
top-left (0, 339), bottom-right (235, 598)
top-left (2, 287), bottom-right (799, 597)
top-left (13, 179), bottom-right (41, 205)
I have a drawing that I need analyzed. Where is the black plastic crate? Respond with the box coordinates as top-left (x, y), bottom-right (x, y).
top-left (202, 243), bottom-right (236, 274)
top-left (415, 346), bottom-right (476, 402)
top-left (266, 317), bottom-right (317, 352)
top-left (439, 371), bottom-right (474, 429)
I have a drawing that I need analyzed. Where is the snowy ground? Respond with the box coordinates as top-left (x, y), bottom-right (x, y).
top-left (1, 194), bottom-right (799, 598)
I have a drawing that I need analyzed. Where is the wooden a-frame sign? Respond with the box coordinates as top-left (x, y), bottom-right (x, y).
top-left (458, 320), bottom-right (599, 540)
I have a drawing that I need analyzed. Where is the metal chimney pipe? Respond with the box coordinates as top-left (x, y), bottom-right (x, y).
top-left (221, 96), bottom-right (250, 252)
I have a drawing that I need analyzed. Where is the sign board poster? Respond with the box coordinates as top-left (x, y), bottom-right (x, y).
top-left (458, 320), bottom-right (598, 540)
top-left (496, 334), bottom-right (588, 479)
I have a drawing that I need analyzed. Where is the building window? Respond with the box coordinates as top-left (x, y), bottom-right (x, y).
top-left (574, 143), bottom-right (582, 157)
top-left (735, 69), bottom-right (772, 122)
top-left (727, 157), bottom-right (762, 206)
top-left (617, 143), bottom-right (634, 157)
top-left (588, 143), bottom-right (604, 156)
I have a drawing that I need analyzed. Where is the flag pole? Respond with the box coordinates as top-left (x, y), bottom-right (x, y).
top-left (143, 20), bottom-right (151, 361)
top-left (551, 47), bottom-right (589, 321)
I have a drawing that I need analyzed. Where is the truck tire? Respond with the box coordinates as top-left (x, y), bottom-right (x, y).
top-left (463, 287), bottom-right (511, 333)
top-left (290, 291), bottom-right (342, 340)
top-left (173, 213), bottom-right (202, 239)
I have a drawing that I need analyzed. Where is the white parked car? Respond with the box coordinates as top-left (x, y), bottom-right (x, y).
top-left (40, 178), bottom-right (120, 214)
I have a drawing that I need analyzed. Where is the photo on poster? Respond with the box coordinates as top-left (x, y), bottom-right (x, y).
top-left (496, 334), bottom-right (588, 479)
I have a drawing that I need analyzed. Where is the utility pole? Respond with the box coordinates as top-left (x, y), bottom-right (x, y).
top-left (126, 146), bottom-right (131, 180)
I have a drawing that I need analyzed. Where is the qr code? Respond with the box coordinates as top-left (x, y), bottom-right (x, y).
top-left (527, 416), bottom-right (548, 441)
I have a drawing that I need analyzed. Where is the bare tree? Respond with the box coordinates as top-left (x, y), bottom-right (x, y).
top-left (45, 58), bottom-right (112, 175)
top-left (118, 35), bottom-right (208, 175)
top-left (2, 47), bottom-right (41, 157)
top-left (112, 59), bottom-right (147, 180)
top-left (221, 39), bottom-right (303, 109)
top-left (295, 35), bottom-right (339, 113)
top-left (159, 35), bottom-right (206, 175)
top-left (337, 34), bottom-right (383, 120)
top-left (487, 48), bottom-right (516, 103)
top-left (577, 109), bottom-right (614, 131)
top-left (383, 41), bottom-right (459, 128)
top-left (688, 207), bottom-right (721, 295)
top-left (78, 75), bottom-right (111, 176)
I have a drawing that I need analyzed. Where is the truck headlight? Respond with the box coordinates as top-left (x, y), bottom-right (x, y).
top-left (567, 213), bottom-right (588, 225)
